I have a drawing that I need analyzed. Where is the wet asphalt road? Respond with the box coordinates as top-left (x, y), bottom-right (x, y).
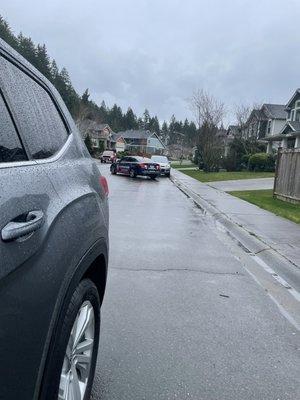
top-left (92, 164), bottom-right (300, 400)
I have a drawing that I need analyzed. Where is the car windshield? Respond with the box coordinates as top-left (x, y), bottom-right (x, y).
top-left (134, 157), bottom-right (152, 162)
top-left (151, 156), bottom-right (169, 163)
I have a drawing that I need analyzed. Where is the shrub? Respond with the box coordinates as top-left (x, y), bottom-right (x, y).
top-left (84, 134), bottom-right (94, 155)
top-left (248, 153), bottom-right (275, 172)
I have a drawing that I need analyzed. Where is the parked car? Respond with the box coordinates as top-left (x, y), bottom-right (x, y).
top-left (0, 38), bottom-right (109, 400)
top-left (101, 150), bottom-right (116, 163)
top-left (110, 156), bottom-right (161, 179)
top-left (150, 155), bottom-right (171, 177)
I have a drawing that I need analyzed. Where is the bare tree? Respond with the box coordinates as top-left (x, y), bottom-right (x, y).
top-left (189, 89), bottom-right (226, 128)
top-left (189, 89), bottom-right (226, 171)
top-left (234, 102), bottom-right (261, 137)
top-left (75, 102), bottom-right (91, 139)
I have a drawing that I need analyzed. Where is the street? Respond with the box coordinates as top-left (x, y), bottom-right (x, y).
top-left (92, 164), bottom-right (300, 400)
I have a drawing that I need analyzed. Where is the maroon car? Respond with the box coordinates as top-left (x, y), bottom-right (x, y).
top-left (100, 150), bottom-right (116, 163)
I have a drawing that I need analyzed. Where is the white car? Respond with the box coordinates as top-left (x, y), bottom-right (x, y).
top-left (151, 155), bottom-right (171, 177)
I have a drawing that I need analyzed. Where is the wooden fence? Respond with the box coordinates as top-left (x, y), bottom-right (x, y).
top-left (274, 148), bottom-right (300, 203)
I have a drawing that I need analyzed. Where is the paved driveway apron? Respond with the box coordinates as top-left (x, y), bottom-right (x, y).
top-left (92, 164), bottom-right (300, 400)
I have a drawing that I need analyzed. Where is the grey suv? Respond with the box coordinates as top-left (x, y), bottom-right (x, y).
top-left (0, 38), bottom-right (109, 399)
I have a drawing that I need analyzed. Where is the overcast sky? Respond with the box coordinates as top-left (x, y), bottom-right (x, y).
top-left (2, 0), bottom-right (300, 124)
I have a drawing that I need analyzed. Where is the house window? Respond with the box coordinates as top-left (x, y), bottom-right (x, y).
top-left (267, 120), bottom-right (272, 135)
top-left (291, 109), bottom-right (295, 121)
top-left (294, 100), bottom-right (300, 121)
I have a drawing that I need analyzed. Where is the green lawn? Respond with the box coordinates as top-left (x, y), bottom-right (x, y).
top-left (229, 190), bottom-right (300, 224)
top-left (180, 170), bottom-right (274, 182)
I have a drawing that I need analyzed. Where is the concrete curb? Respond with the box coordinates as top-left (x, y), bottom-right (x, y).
top-left (170, 173), bottom-right (300, 275)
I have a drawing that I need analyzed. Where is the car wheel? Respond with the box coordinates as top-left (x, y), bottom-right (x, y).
top-left (129, 169), bottom-right (136, 178)
top-left (40, 279), bottom-right (100, 400)
top-left (165, 172), bottom-right (170, 177)
top-left (150, 175), bottom-right (157, 180)
top-left (111, 166), bottom-right (117, 175)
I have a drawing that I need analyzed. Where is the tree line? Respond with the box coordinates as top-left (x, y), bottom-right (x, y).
top-left (0, 15), bottom-right (197, 146)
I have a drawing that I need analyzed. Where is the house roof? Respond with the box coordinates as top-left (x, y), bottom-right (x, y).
top-left (262, 104), bottom-right (287, 120)
top-left (78, 120), bottom-right (112, 139)
top-left (227, 125), bottom-right (240, 136)
top-left (79, 119), bottom-right (110, 132)
top-left (246, 109), bottom-right (266, 125)
top-left (280, 121), bottom-right (300, 134)
top-left (116, 129), bottom-right (152, 140)
top-left (286, 89), bottom-right (300, 109)
top-left (288, 121), bottom-right (300, 131)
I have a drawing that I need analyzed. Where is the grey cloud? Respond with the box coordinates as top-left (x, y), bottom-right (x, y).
top-left (2, 0), bottom-right (300, 124)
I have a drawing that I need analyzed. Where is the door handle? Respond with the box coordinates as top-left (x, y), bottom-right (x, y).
top-left (1, 210), bottom-right (45, 241)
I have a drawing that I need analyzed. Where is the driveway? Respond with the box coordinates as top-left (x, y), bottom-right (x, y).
top-left (207, 177), bottom-right (274, 191)
top-left (92, 164), bottom-right (299, 400)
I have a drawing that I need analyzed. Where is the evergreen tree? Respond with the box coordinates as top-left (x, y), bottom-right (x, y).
top-left (35, 44), bottom-right (51, 79)
top-left (124, 107), bottom-right (138, 130)
top-left (108, 104), bottom-right (124, 131)
top-left (143, 109), bottom-right (150, 129)
top-left (168, 115), bottom-right (177, 144)
top-left (149, 116), bottom-right (160, 133)
top-left (161, 121), bottom-right (169, 143)
top-left (17, 33), bottom-right (37, 65)
top-left (0, 16), bottom-right (18, 49)
top-left (137, 117), bottom-right (144, 129)
top-left (81, 88), bottom-right (90, 104)
top-left (98, 101), bottom-right (108, 122)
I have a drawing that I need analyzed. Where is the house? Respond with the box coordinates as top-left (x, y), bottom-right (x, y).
top-left (242, 104), bottom-right (287, 140)
top-left (77, 119), bottom-right (113, 151)
top-left (264, 89), bottom-right (300, 153)
top-left (110, 130), bottom-right (166, 154)
top-left (109, 133), bottom-right (126, 153)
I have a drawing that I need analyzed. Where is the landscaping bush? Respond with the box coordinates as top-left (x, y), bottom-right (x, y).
top-left (222, 155), bottom-right (240, 171)
top-left (248, 153), bottom-right (275, 172)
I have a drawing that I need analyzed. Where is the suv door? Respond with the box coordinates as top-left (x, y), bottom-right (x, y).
top-left (0, 56), bottom-right (64, 399)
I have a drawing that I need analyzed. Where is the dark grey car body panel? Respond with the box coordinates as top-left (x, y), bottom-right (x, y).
top-left (0, 38), bottom-right (108, 399)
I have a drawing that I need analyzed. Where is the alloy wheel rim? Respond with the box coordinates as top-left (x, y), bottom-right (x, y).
top-left (58, 300), bottom-right (95, 400)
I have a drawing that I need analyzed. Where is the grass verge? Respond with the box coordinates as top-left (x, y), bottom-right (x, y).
top-left (229, 189), bottom-right (300, 224)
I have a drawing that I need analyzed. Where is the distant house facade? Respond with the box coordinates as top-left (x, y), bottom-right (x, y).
top-left (110, 130), bottom-right (166, 154)
top-left (242, 104), bottom-right (287, 140)
top-left (78, 120), bottom-right (113, 151)
top-left (264, 90), bottom-right (300, 153)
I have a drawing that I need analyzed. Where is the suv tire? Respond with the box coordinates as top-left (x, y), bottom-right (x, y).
top-left (40, 279), bottom-right (100, 400)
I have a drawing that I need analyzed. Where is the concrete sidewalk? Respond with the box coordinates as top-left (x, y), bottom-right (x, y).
top-left (171, 169), bottom-right (300, 270)
top-left (207, 177), bottom-right (274, 192)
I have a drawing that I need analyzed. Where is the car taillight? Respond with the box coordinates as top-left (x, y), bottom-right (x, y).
top-left (140, 163), bottom-right (148, 169)
top-left (99, 176), bottom-right (109, 196)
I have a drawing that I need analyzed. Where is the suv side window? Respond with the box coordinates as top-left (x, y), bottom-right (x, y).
top-left (0, 56), bottom-right (68, 160)
top-left (0, 92), bottom-right (27, 163)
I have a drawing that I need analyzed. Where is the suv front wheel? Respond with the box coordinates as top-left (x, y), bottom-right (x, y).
top-left (40, 279), bottom-right (100, 400)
